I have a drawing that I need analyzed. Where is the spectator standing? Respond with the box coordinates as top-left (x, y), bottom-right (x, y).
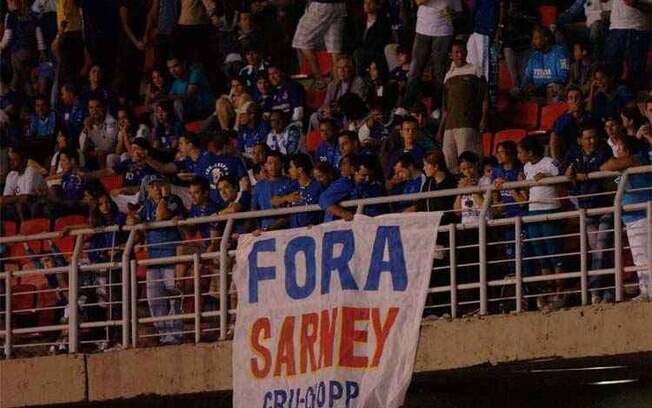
top-left (78, 0), bottom-right (120, 82)
top-left (314, 118), bottom-right (341, 170)
top-left (352, 0), bottom-right (391, 78)
top-left (550, 86), bottom-right (596, 160)
top-left (418, 149), bottom-right (456, 217)
top-left (393, 153), bottom-right (426, 212)
top-left (465, 0), bottom-right (502, 82)
top-left (58, 83), bottom-right (85, 145)
top-left (319, 154), bottom-right (357, 222)
top-left (27, 95), bottom-right (59, 160)
top-left (265, 110), bottom-right (303, 156)
top-left (268, 65), bottom-right (304, 122)
top-left (439, 40), bottom-right (487, 173)
top-left (237, 101), bottom-right (270, 158)
top-left (116, 0), bottom-right (148, 102)
top-left (51, 0), bottom-right (84, 89)
top-left (251, 150), bottom-right (292, 230)
top-left (127, 177), bottom-right (187, 345)
top-left (145, 0), bottom-right (178, 69)
top-left (272, 153), bottom-right (323, 228)
top-left (587, 65), bottom-right (634, 123)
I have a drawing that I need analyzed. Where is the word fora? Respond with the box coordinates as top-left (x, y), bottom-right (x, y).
top-left (248, 227), bottom-right (408, 304)
top-left (250, 306), bottom-right (399, 378)
top-left (262, 380), bottom-right (359, 408)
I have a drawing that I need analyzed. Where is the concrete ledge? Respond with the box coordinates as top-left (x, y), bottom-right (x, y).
top-left (86, 341), bottom-right (232, 401)
top-left (0, 354), bottom-right (86, 408)
top-left (1, 302), bottom-right (651, 407)
top-left (414, 302), bottom-right (652, 372)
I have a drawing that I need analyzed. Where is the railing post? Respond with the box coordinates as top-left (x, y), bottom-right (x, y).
top-left (68, 234), bottom-right (83, 353)
top-left (130, 259), bottom-right (138, 348)
top-left (613, 173), bottom-right (628, 302)
top-left (4, 269), bottom-right (12, 359)
top-left (121, 230), bottom-right (136, 349)
top-left (219, 219), bottom-right (234, 340)
top-left (448, 223), bottom-right (457, 319)
top-left (515, 217), bottom-right (523, 313)
top-left (193, 252), bottom-right (201, 344)
top-left (579, 209), bottom-right (588, 306)
top-left (478, 190), bottom-right (493, 315)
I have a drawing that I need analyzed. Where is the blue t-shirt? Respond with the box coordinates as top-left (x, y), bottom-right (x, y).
top-left (277, 179), bottom-right (323, 228)
top-left (314, 142), bottom-right (341, 169)
top-left (190, 200), bottom-right (220, 241)
top-left (621, 147), bottom-right (652, 224)
top-left (89, 212), bottom-right (127, 263)
top-left (58, 101), bottom-right (86, 141)
top-left (271, 81), bottom-right (304, 115)
top-left (252, 176), bottom-right (293, 229)
top-left (28, 111), bottom-right (57, 141)
top-left (592, 85), bottom-right (634, 123)
top-left (175, 150), bottom-right (247, 202)
top-left (386, 146), bottom-right (425, 177)
top-left (61, 172), bottom-right (85, 201)
top-left (472, 0), bottom-right (499, 36)
top-left (319, 177), bottom-right (355, 222)
top-left (253, 91), bottom-right (274, 114)
top-left (352, 181), bottom-right (387, 217)
top-left (169, 65), bottom-right (215, 115)
top-left (521, 45), bottom-right (570, 89)
top-left (395, 173), bottom-right (426, 211)
top-left (113, 160), bottom-right (159, 188)
top-left (491, 165), bottom-right (524, 217)
top-left (153, 121), bottom-right (183, 150)
top-left (138, 195), bottom-right (185, 258)
top-left (552, 111), bottom-right (595, 149)
top-left (238, 122), bottom-right (270, 156)
top-left (563, 144), bottom-right (612, 209)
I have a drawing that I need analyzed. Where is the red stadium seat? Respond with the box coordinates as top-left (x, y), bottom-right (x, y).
top-left (509, 102), bottom-right (539, 130)
top-left (306, 88), bottom-right (327, 111)
top-left (101, 175), bottom-right (124, 192)
top-left (185, 121), bottom-right (203, 134)
top-left (10, 283), bottom-right (38, 328)
top-left (498, 61), bottom-right (514, 91)
top-left (538, 5), bottom-right (558, 27)
top-left (493, 129), bottom-right (527, 153)
top-left (132, 105), bottom-right (149, 119)
top-left (538, 103), bottom-right (567, 132)
top-left (421, 97), bottom-right (433, 112)
top-left (482, 132), bottom-right (493, 157)
top-left (20, 218), bottom-right (51, 254)
top-left (306, 130), bottom-right (321, 152)
top-left (53, 215), bottom-right (87, 256)
top-left (135, 246), bottom-right (148, 280)
top-left (299, 50), bottom-right (333, 78)
top-left (3, 220), bottom-right (17, 237)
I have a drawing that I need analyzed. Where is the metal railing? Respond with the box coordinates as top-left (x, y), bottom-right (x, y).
top-left (0, 166), bottom-right (650, 359)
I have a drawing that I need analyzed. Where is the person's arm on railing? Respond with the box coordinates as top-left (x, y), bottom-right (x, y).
top-left (600, 156), bottom-right (640, 172)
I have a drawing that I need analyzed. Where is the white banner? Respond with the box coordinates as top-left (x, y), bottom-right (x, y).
top-left (233, 213), bottom-right (441, 408)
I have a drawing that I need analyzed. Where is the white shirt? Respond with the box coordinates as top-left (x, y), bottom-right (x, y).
top-left (80, 114), bottom-right (118, 153)
top-left (610, 0), bottom-right (650, 31)
top-left (460, 176), bottom-right (492, 224)
top-left (3, 166), bottom-right (46, 197)
top-left (523, 157), bottom-right (561, 211)
top-left (416, 0), bottom-right (461, 37)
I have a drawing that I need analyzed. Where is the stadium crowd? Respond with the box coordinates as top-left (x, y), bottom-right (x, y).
top-left (0, 0), bottom-right (651, 351)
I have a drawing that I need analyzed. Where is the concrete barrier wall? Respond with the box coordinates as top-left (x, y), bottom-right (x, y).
top-left (1, 303), bottom-right (651, 408)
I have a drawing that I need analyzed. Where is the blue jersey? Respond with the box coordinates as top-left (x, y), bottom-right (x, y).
top-left (352, 181), bottom-right (387, 217)
top-left (28, 111), bottom-right (57, 141)
top-left (190, 200), bottom-right (220, 241)
top-left (396, 173), bottom-right (426, 211)
top-left (252, 177), bottom-right (293, 229)
top-left (238, 122), bottom-right (270, 156)
top-left (138, 195), bottom-right (185, 258)
top-left (153, 121), bottom-right (183, 150)
top-left (552, 111), bottom-right (595, 149)
top-left (113, 160), bottom-right (159, 188)
top-left (472, 0), bottom-right (499, 37)
top-left (61, 172), bottom-right (84, 201)
top-left (319, 177), bottom-right (355, 222)
top-left (271, 81), bottom-right (304, 115)
top-left (621, 148), bottom-right (651, 224)
top-left (277, 179), bottom-right (323, 228)
top-left (386, 146), bottom-right (425, 177)
top-left (314, 142), bottom-right (341, 169)
top-left (491, 165), bottom-right (524, 217)
top-left (522, 45), bottom-right (570, 89)
top-left (175, 150), bottom-right (247, 201)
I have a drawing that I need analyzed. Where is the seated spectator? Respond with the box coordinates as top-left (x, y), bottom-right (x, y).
top-left (217, 175), bottom-right (252, 217)
top-left (309, 56), bottom-right (368, 131)
top-left (418, 150), bottom-right (456, 219)
top-left (389, 46), bottom-right (410, 90)
top-left (237, 101), bottom-right (270, 158)
top-left (144, 69), bottom-right (170, 113)
top-left (517, 136), bottom-right (565, 311)
top-left (247, 143), bottom-right (270, 186)
top-left (84, 138), bottom-right (159, 213)
top-left (251, 150), bottom-right (292, 230)
top-left (49, 129), bottom-right (73, 176)
top-left (239, 47), bottom-right (269, 94)
top-left (268, 65), bottom-right (304, 122)
top-left (386, 116), bottom-right (425, 189)
top-left (358, 101), bottom-right (392, 149)
top-left (252, 74), bottom-right (274, 116)
top-left (150, 100), bottom-right (183, 157)
top-left (265, 110), bottom-right (303, 156)
top-left (363, 60), bottom-right (397, 114)
top-left (1, 146), bottom-right (47, 221)
top-left (314, 118), bottom-right (341, 169)
top-left (563, 125), bottom-right (613, 303)
top-left (520, 26), bottom-right (569, 102)
top-left (115, 108), bottom-right (149, 162)
top-left (550, 86), bottom-right (596, 160)
top-left (350, 154), bottom-right (386, 216)
top-left (637, 97), bottom-right (652, 148)
top-left (126, 176), bottom-right (187, 345)
top-left (313, 161), bottom-right (338, 189)
top-left (79, 97), bottom-right (118, 170)
top-left (319, 154), bottom-right (357, 222)
top-left (27, 95), bottom-right (59, 162)
top-left (568, 41), bottom-right (594, 93)
top-left (439, 40), bottom-right (487, 173)
top-left (409, 101), bottom-right (438, 152)
top-left (601, 135), bottom-right (651, 302)
top-left (604, 116), bottom-right (626, 155)
top-left (80, 65), bottom-right (118, 115)
top-left (620, 105), bottom-right (645, 138)
top-left (272, 153), bottom-right (323, 228)
top-left (338, 130), bottom-right (361, 161)
top-left (57, 83), bottom-right (85, 144)
top-left (167, 56), bottom-right (215, 121)
top-left (493, 141), bottom-right (526, 219)
top-left (393, 153), bottom-right (426, 212)
top-left (45, 148), bottom-right (86, 217)
top-left (587, 65), bottom-right (634, 123)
